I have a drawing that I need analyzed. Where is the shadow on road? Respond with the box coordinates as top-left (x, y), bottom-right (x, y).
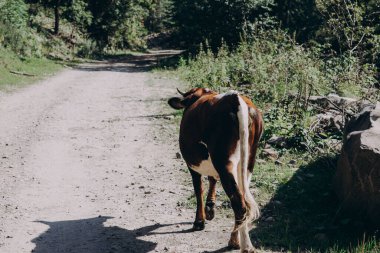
top-left (31, 216), bottom-right (171, 253)
top-left (75, 50), bottom-right (183, 73)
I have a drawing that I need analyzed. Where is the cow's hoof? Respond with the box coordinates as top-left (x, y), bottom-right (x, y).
top-left (192, 220), bottom-right (205, 231)
top-left (228, 238), bottom-right (240, 250)
top-left (205, 202), bottom-right (215, 220)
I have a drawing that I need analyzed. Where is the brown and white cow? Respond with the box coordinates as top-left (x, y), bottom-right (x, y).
top-left (168, 88), bottom-right (263, 252)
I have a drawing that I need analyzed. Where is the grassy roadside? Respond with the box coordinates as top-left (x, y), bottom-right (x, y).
top-left (251, 156), bottom-right (379, 253)
top-left (168, 32), bottom-right (379, 252)
top-left (0, 47), bottom-right (63, 90)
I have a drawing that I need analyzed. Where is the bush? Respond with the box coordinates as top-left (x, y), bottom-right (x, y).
top-left (0, 0), bottom-right (42, 57)
top-left (177, 28), bottom-right (378, 154)
top-left (180, 30), bottom-right (376, 98)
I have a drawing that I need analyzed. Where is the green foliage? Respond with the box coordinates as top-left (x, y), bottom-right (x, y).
top-left (0, 0), bottom-right (43, 57)
top-left (177, 28), bottom-right (378, 154)
top-left (273, 0), bottom-right (322, 41)
top-left (316, 0), bottom-right (375, 54)
top-left (1, 0), bottom-right (175, 56)
top-left (179, 30), bottom-right (375, 98)
top-left (88, 0), bottom-right (150, 50)
top-left (173, 0), bottom-right (275, 49)
top-left (0, 0), bottom-right (28, 28)
top-left (63, 0), bottom-right (93, 32)
top-left (145, 0), bottom-right (174, 33)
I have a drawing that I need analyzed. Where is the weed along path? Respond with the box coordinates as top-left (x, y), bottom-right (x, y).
top-left (0, 52), bottom-right (240, 253)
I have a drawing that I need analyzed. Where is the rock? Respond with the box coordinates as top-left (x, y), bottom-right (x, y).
top-left (274, 160), bottom-right (283, 165)
top-left (261, 148), bottom-right (279, 160)
top-left (335, 102), bottom-right (380, 227)
top-left (313, 110), bottom-right (344, 133)
top-left (267, 135), bottom-right (287, 148)
top-left (309, 94), bottom-right (357, 111)
top-left (264, 216), bottom-right (274, 222)
top-left (325, 138), bottom-right (342, 152)
top-left (309, 94), bottom-right (375, 119)
top-left (163, 115), bottom-right (174, 120)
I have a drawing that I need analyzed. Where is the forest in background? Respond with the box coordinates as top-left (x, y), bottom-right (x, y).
top-left (0, 0), bottom-right (378, 60)
top-left (0, 0), bottom-right (379, 97)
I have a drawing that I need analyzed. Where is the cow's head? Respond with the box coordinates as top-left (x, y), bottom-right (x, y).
top-left (168, 88), bottom-right (215, 110)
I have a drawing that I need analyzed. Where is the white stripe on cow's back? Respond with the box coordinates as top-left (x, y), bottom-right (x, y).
top-left (237, 95), bottom-right (259, 218)
top-left (236, 94), bottom-right (257, 250)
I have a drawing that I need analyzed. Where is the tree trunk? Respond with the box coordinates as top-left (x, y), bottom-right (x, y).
top-left (54, 4), bottom-right (60, 35)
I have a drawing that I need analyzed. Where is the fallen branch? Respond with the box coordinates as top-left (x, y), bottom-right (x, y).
top-left (9, 70), bottom-right (36, 77)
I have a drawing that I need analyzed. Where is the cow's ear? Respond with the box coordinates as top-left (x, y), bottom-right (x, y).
top-left (168, 97), bottom-right (185, 110)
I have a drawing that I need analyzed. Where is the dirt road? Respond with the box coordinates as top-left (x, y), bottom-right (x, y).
top-left (0, 52), bottom-right (238, 253)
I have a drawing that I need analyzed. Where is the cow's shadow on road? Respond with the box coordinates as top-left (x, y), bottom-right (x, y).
top-left (31, 216), bottom-right (171, 253)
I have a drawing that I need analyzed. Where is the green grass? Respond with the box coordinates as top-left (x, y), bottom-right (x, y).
top-left (0, 47), bottom-right (63, 89)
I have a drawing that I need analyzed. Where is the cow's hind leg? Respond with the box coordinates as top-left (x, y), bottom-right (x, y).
top-left (214, 162), bottom-right (248, 248)
top-left (218, 166), bottom-right (246, 227)
top-left (205, 176), bottom-right (217, 221)
top-left (215, 161), bottom-right (255, 252)
top-left (189, 168), bottom-right (205, 231)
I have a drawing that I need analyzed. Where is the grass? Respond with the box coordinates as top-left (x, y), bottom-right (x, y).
top-left (0, 47), bottom-right (63, 90)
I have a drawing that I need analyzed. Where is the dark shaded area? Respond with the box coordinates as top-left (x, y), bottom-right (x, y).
top-left (202, 246), bottom-right (233, 253)
top-left (273, 0), bottom-right (322, 42)
top-left (251, 156), bottom-right (379, 252)
top-left (173, 0), bottom-right (273, 51)
top-left (74, 51), bottom-right (184, 73)
top-left (32, 216), bottom-right (192, 253)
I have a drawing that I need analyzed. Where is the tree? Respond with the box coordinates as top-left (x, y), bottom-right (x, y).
top-left (26, 0), bottom-right (71, 34)
top-left (273, 0), bottom-right (322, 42)
top-left (173, 0), bottom-right (274, 50)
top-left (87, 0), bottom-right (151, 50)
top-left (145, 0), bottom-right (174, 33)
top-left (315, 0), bottom-right (380, 70)
top-left (63, 0), bottom-right (92, 33)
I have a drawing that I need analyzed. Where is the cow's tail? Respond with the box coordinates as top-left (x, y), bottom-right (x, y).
top-left (236, 95), bottom-right (260, 230)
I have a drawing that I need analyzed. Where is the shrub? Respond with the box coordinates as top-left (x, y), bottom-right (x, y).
top-left (0, 0), bottom-right (42, 57)
top-left (177, 28), bottom-right (378, 154)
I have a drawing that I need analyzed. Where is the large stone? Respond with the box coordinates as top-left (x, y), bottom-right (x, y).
top-left (313, 110), bottom-right (344, 133)
top-left (335, 102), bottom-right (380, 227)
top-left (309, 94), bottom-right (357, 111)
top-left (309, 94), bottom-right (374, 115)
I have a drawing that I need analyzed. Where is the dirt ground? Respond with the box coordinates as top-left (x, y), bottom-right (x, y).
top-left (0, 52), bottom-right (240, 253)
